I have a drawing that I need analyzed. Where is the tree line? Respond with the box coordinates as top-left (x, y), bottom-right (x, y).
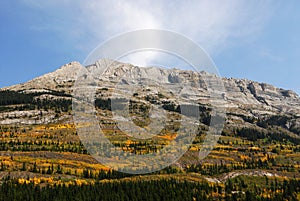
top-left (0, 177), bottom-right (299, 201)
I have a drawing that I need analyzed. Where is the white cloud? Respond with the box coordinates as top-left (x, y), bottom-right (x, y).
top-left (120, 51), bottom-right (160, 68)
top-left (21, 0), bottom-right (274, 67)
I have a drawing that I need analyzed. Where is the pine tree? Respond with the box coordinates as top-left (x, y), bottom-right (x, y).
top-left (21, 162), bottom-right (26, 171)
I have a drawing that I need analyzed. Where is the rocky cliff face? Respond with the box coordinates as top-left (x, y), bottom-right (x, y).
top-left (6, 59), bottom-right (299, 113)
top-left (1, 59), bottom-right (300, 137)
top-left (5, 62), bottom-right (82, 94)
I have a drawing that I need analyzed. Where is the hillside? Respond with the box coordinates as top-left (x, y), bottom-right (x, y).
top-left (0, 59), bottom-right (300, 200)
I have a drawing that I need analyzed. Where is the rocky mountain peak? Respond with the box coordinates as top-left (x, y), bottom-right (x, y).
top-left (2, 59), bottom-right (300, 116)
top-left (0, 60), bottom-right (299, 135)
top-left (4, 61), bottom-right (83, 93)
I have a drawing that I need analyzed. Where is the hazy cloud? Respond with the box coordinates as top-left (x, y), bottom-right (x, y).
top-left (21, 0), bottom-right (274, 66)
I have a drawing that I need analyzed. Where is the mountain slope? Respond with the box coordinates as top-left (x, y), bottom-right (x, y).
top-left (0, 60), bottom-right (300, 200)
top-left (1, 59), bottom-right (300, 134)
top-left (5, 60), bottom-right (300, 113)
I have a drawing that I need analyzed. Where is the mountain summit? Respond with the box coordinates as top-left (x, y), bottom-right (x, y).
top-left (4, 59), bottom-right (300, 113)
top-left (1, 60), bottom-right (300, 135)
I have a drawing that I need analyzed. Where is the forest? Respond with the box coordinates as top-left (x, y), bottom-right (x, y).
top-left (0, 177), bottom-right (299, 201)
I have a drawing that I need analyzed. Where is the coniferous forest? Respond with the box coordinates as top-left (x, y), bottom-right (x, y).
top-left (0, 177), bottom-right (300, 201)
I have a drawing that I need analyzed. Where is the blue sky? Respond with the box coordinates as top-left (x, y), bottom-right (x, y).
top-left (0, 0), bottom-right (299, 94)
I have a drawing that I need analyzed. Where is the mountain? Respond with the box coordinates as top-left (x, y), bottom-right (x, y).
top-left (2, 59), bottom-right (300, 133)
top-left (0, 60), bottom-right (300, 200)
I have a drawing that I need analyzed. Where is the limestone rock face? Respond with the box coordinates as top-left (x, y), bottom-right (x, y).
top-left (5, 61), bottom-right (83, 94)
top-left (1, 59), bottom-right (300, 135)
